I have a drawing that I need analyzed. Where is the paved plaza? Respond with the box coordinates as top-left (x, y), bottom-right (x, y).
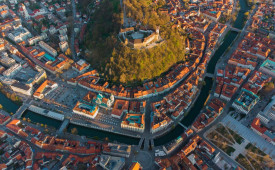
top-left (222, 115), bottom-right (275, 159)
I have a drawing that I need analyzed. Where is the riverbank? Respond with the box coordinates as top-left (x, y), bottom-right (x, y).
top-left (153, 29), bottom-right (239, 146)
top-left (22, 110), bottom-right (62, 129)
top-left (0, 91), bottom-right (19, 114)
top-left (0, 0), bottom-right (251, 147)
top-left (67, 123), bottom-right (140, 145)
top-left (0, 30), bottom-right (242, 147)
top-left (233, 0), bottom-right (250, 29)
top-left (0, 85), bottom-right (22, 106)
top-left (207, 31), bottom-right (238, 74)
top-left (154, 77), bottom-right (213, 146)
top-left (21, 110), bottom-right (140, 145)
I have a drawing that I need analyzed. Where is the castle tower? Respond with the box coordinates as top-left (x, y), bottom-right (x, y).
top-left (156, 26), bottom-right (160, 34)
top-left (125, 38), bottom-right (128, 45)
top-left (198, 6), bottom-right (201, 16)
top-left (156, 26), bottom-right (160, 40)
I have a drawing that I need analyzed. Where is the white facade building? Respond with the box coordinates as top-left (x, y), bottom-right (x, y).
top-left (2, 63), bottom-right (22, 77)
top-left (8, 27), bottom-right (31, 43)
top-left (59, 41), bottom-right (68, 53)
top-left (39, 41), bottom-right (57, 57)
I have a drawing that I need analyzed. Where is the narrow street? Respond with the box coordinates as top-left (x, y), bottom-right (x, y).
top-left (194, 4), bottom-right (260, 169)
top-left (70, 0), bottom-right (78, 61)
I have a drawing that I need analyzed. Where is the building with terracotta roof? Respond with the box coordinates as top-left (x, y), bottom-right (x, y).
top-left (129, 101), bottom-right (146, 114)
top-left (112, 99), bottom-right (129, 119)
top-left (129, 161), bottom-right (142, 170)
top-left (150, 100), bottom-right (172, 134)
top-left (121, 113), bottom-right (145, 133)
top-left (73, 101), bottom-right (99, 119)
top-left (202, 11), bottom-right (221, 22)
top-left (33, 80), bottom-right (58, 99)
top-left (192, 98), bottom-right (225, 131)
top-left (163, 135), bottom-right (185, 154)
top-left (242, 71), bottom-right (272, 94)
top-left (6, 119), bottom-right (28, 138)
top-left (182, 135), bottom-right (201, 156)
top-left (72, 59), bottom-right (90, 73)
top-left (0, 113), bottom-right (11, 125)
top-left (251, 118), bottom-right (275, 145)
top-left (199, 141), bottom-right (215, 157)
top-left (0, 164), bottom-right (7, 170)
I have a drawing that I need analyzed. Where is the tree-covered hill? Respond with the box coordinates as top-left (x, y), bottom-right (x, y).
top-left (84, 0), bottom-right (187, 85)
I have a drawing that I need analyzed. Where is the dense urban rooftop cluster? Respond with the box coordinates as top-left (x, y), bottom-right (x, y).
top-left (155, 135), bottom-right (219, 169)
top-left (0, 0), bottom-right (274, 169)
top-left (250, 3), bottom-right (274, 34)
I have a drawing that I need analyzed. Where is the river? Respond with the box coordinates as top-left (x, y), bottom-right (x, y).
top-left (0, 92), bottom-right (19, 114)
top-left (154, 29), bottom-right (237, 146)
top-left (154, 0), bottom-right (250, 145)
top-left (0, 0), bottom-right (249, 146)
top-left (234, 0), bottom-right (250, 29)
top-left (154, 77), bottom-right (213, 146)
top-left (67, 124), bottom-right (139, 145)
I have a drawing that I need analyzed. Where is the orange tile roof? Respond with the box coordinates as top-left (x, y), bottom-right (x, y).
top-left (33, 80), bottom-right (56, 98)
top-left (129, 162), bottom-right (142, 170)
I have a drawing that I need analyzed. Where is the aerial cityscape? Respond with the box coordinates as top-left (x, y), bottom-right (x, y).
top-left (0, 0), bottom-right (274, 169)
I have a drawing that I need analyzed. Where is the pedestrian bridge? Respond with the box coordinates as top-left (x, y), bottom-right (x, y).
top-left (205, 73), bottom-right (214, 78)
top-left (178, 122), bottom-right (188, 129)
top-left (15, 103), bottom-right (30, 118)
top-left (230, 27), bottom-right (241, 33)
top-left (138, 138), bottom-right (145, 149)
top-left (57, 118), bottom-right (70, 135)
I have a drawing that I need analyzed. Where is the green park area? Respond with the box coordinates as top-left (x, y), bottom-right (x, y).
top-left (236, 143), bottom-right (274, 170)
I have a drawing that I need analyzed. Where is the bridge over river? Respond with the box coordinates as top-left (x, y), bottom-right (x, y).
top-left (14, 100), bottom-right (32, 118)
top-left (57, 118), bottom-right (70, 135)
top-left (0, 0), bottom-right (252, 149)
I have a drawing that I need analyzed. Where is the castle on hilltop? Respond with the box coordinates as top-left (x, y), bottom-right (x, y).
top-left (119, 26), bottom-right (160, 49)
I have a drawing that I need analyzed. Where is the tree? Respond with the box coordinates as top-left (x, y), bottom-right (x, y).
top-left (84, 0), bottom-right (187, 85)
top-left (65, 48), bottom-right (71, 56)
top-left (261, 82), bottom-right (275, 95)
top-left (266, 82), bottom-right (274, 89)
top-left (263, 155), bottom-right (275, 168)
top-left (71, 128), bottom-right (78, 135)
